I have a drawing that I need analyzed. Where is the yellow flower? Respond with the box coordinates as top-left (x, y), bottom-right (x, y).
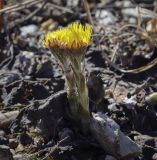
top-left (44, 22), bottom-right (92, 51)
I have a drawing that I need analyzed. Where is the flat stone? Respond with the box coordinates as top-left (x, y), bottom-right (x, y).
top-left (0, 145), bottom-right (13, 160)
top-left (153, 153), bottom-right (157, 160)
top-left (0, 136), bottom-right (8, 145)
top-left (13, 154), bottom-right (30, 160)
top-left (0, 130), bottom-right (5, 137)
top-left (105, 155), bottom-right (116, 160)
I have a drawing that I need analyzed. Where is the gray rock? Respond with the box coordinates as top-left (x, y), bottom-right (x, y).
top-left (0, 145), bottom-right (13, 160)
top-left (105, 155), bottom-right (116, 160)
top-left (0, 71), bottom-right (21, 86)
top-left (153, 153), bottom-right (157, 160)
top-left (91, 112), bottom-right (142, 159)
top-left (95, 10), bottom-right (116, 25)
top-left (11, 90), bottom-right (67, 140)
top-left (0, 136), bottom-right (9, 145)
top-left (123, 95), bottom-right (137, 109)
top-left (9, 139), bottom-right (18, 149)
top-left (0, 130), bottom-right (5, 137)
top-left (20, 25), bottom-right (38, 36)
top-left (13, 154), bottom-right (30, 160)
top-left (0, 111), bottom-right (19, 129)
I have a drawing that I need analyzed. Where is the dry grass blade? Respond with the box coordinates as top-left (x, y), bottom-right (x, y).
top-left (0, 0), bottom-right (43, 15)
top-left (83, 0), bottom-right (94, 27)
top-left (139, 7), bottom-right (157, 18)
top-left (102, 51), bottom-right (157, 74)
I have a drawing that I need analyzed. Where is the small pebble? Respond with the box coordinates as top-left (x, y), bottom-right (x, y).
top-left (9, 139), bottom-right (18, 149)
top-left (20, 24), bottom-right (38, 36)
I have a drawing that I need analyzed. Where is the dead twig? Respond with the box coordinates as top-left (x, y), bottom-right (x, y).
top-left (0, 0), bottom-right (43, 15)
top-left (0, 0), bottom-right (4, 32)
top-left (47, 2), bottom-right (74, 14)
top-left (19, 1), bottom-right (47, 24)
top-left (0, 0), bottom-right (74, 15)
top-left (139, 7), bottom-right (157, 19)
top-left (28, 136), bottom-right (69, 160)
top-left (41, 137), bottom-right (69, 160)
top-left (101, 50), bottom-right (157, 74)
top-left (111, 43), bottom-right (119, 62)
top-left (83, 0), bottom-right (94, 27)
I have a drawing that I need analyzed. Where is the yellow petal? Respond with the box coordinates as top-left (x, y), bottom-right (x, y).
top-left (44, 22), bottom-right (92, 51)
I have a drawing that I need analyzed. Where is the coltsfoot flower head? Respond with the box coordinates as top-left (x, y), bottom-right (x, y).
top-left (44, 22), bottom-right (92, 51)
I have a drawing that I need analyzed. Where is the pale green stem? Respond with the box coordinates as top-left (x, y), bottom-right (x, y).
top-left (51, 50), bottom-right (90, 132)
top-left (52, 51), bottom-right (79, 119)
top-left (70, 54), bottom-right (90, 118)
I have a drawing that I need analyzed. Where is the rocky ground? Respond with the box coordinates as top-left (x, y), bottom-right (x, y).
top-left (1, 0), bottom-right (157, 159)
